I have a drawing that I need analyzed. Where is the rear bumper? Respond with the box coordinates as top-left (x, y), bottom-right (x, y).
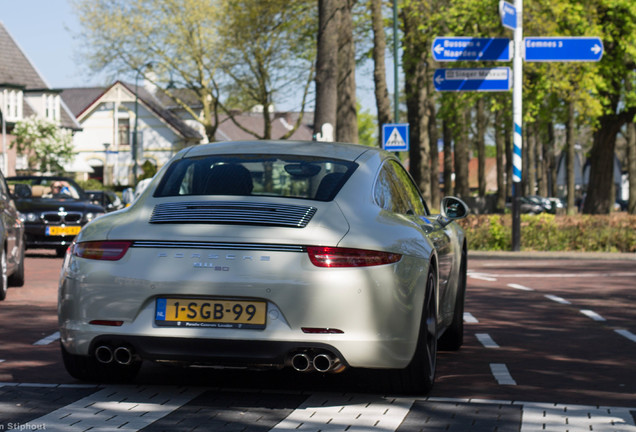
top-left (85, 334), bottom-right (347, 369)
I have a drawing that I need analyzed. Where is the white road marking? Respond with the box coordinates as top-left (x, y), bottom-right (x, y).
top-left (580, 309), bottom-right (606, 322)
top-left (468, 271), bottom-right (636, 278)
top-left (615, 329), bottom-right (636, 343)
top-left (468, 272), bottom-right (497, 281)
top-left (507, 283), bottom-right (534, 291)
top-left (463, 312), bottom-right (478, 323)
top-left (476, 333), bottom-right (500, 348)
top-left (33, 331), bottom-right (60, 346)
top-left (490, 363), bottom-right (517, 385)
top-left (24, 385), bottom-right (204, 432)
top-left (544, 294), bottom-right (571, 305)
top-left (271, 393), bottom-right (414, 431)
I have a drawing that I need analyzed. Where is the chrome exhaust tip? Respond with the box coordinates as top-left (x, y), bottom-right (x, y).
top-left (313, 353), bottom-right (334, 373)
top-left (113, 346), bottom-right (134, 365)
top-left (95, 345), bottom-right (113, 364)
top-left (291, 353), bottom-right (313, 372)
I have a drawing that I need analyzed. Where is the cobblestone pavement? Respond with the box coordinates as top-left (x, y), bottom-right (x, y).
top-left (1, 383), bottom-right (635, 432)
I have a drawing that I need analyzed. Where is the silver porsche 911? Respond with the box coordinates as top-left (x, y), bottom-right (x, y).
top-left (58, 140), bottom-right (468, 393)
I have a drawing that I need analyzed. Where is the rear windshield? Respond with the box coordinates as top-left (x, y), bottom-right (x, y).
top-left (154, 154), bottom-right (357, 201)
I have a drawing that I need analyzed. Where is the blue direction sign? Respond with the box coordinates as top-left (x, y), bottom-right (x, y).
top-left (434, 67), bottom-right (512, 92)
top-left (499, 1), bottom-right (516, 30)
top-left (524, 37), bottom-right (603, 62)
top-left (382, 124), bottom-right (409, 152)
top-left (432, 37), bottom-right (512, 62)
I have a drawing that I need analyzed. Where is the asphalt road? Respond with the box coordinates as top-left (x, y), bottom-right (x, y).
top-left (0, 250), bottom-right (634, 431)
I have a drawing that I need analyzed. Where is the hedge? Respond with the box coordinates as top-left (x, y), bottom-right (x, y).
top-left (457, 213), bottom-right (636, 253)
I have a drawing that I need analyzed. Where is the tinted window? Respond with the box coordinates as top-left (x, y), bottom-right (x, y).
top-left (374, 160), bottom-right (428, 216)
top-left (154, 154), bottom-right (357, 201)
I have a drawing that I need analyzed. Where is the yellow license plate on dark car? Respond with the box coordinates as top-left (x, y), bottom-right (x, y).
top-left (46, 226), bottom-right (82, 236)
top-left (155, 298), bottom-right (266, 329)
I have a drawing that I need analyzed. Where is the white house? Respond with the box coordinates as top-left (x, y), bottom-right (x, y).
top-left (60, 81), bottom-right (203, 186)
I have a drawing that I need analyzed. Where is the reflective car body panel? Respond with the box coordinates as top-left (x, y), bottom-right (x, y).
top-left (0, 169), bottom-right (26, 296)
top-left (58, 140), bottom-right (467, 383)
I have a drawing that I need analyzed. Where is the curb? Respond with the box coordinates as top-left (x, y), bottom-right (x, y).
top-left (468, 250), bottom-right (636, 261)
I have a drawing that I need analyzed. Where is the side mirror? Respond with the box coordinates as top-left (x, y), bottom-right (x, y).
top-left (440, 196), bottom-right (470, 220)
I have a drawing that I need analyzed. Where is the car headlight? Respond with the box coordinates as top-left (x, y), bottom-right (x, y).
top-left (20, 212), bottom-right (39, 223)
top-left (84, 212), bottom-right (105, 222)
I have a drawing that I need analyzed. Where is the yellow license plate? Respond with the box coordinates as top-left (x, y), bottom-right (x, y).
top-left (155, 298), bottom-right (266, 329)
top-left (46, 226), bottom-right (82, 236)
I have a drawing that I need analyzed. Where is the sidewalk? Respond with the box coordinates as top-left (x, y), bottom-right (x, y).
top-left (469, 250), bottom-right (636, 260)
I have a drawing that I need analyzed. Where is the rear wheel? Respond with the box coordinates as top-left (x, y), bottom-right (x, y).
top-left (0, 249), bottom-right (8, 301)
top-left (380, 267), bottom-right (437, 394)
top-left (438, 248), bottom-right (466, 351)
top-left (8, 241), bottom-right (25, 287)
top-left (61, 343), bottom-right (141, 383)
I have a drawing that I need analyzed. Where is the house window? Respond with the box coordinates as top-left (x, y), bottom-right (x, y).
top-left (118, 118), bottom-right (131, 147)
top-left (3, 89), bottom-right (22, 120)
top-left (44, 94), bottom-right (60, 121)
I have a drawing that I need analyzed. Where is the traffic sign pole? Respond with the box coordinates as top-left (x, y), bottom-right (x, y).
top-left (511, 0), bottom-right (523, 252)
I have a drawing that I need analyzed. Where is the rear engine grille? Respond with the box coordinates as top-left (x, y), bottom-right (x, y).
top-left (150, 201), bottom-right (317, 228)
top-left (133, 241), bottom-right (305, 253)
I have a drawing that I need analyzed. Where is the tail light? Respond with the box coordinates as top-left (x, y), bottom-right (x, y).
top-left (306, 246), bottom-right (401, 268)
top-left (72, 241), bottom-right (132, 261)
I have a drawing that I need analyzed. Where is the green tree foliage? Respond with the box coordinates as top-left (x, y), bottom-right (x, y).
top-left (11, 117), bottom-right (74, 174)
top-left (72, 0), bottom-right (315, 142)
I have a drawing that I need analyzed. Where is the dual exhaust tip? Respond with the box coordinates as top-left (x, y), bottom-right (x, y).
top-left (95, 345), bottom-right (135, 366)
top-left (291, 351), bottom-right (344, 373)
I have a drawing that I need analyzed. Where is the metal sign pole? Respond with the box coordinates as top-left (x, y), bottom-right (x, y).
top-left (511, 0), bottom-right (523, 251)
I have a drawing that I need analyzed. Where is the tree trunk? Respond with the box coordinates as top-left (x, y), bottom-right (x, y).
top-left (403, 5), bottom-right (431, 201)
top-left (505, 120), bottom-right (513, 200)
top-left (428, 99), bottom-right (440, 208)
top-left (546, 122), bottom-right (557, 197)
top-left (336, 0), bottom-right (358, 143)
top-left (314, 0), bottom-right (340, 141)
top-left (583, 113), bottom-right (624, 214)
top-left (566, 101), bottom-right (576, 214)
top-left (495, 106), bottom-right (506, 211)
top-left (443, 118), bottom-right (453, 196)
top-left (370, 0), bottom-right (392, 147)
top-left (536, 123), bottom-right (548, 198)
top-left (628, 119), bottom-right (636, 215)
top-left (454, 110), bottom-right (470, 199)
top-left (476, 98), bottom-right (486, 197)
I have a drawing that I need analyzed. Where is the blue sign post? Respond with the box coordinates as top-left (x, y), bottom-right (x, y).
top-left (524, 37), bottom-right (603, 62)
top-left (499, 1), bottom-right (517, 30)
top-left (382, 124), bottom-right (409, 152)
top-left (433, 68), bottom-right (512, 92)
top-left (432, 37), bottom-right (512, 62)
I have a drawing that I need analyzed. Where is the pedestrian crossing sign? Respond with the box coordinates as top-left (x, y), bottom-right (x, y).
top-left (382, 123), bottom-right (409, 152)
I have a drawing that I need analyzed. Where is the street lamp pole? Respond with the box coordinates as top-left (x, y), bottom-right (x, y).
top-left (132, 69), bottom-right (142, 184)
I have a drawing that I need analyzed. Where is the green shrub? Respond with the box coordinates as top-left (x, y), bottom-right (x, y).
top-left (458, 213), bottom-right (636, 253)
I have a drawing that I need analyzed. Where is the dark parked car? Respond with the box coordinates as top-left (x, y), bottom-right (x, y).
top-left (0, 170), bottom-right (26, 300)
top-left (7, 176), bottom-right (105, 257)
top-left (86, 190), bottom-right (124, 212)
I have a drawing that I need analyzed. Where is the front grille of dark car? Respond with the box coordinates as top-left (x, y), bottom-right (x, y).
top-left (150, 201), bottom-right (317, 228)
top-left (41, 211), bottom-right (83, 224)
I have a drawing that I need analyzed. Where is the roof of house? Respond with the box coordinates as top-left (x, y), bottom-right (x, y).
top-left (59, 82), bottom-right (204, 141)
top-left (214, 111), bottom-right (314, 141)
top-left (0, 22), bottom-right (81, 130)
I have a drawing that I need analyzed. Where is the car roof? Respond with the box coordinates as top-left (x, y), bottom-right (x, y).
top-left (179, 140), bottom-right (380, 162)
